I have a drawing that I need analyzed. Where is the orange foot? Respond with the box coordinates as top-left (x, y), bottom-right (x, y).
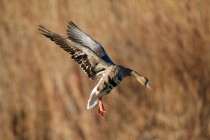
top-left (97, 99), bottom-right (106, 118)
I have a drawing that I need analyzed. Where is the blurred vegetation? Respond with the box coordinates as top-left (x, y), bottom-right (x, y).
top-left (0, 0), bottom-right (210, 140)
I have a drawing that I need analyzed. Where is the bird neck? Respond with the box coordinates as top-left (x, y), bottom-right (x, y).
top-left (120, 67), bottom-right (132, 78)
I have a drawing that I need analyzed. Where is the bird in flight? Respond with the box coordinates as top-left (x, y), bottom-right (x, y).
top-left (39, 21), bottom-right (151, 118)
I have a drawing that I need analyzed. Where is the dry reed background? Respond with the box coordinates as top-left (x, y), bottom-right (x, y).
top-left (0, 0), bottom-right (210, 140)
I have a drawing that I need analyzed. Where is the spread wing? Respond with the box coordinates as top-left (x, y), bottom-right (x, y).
top-left (66, 21), bottom-right (114, 64)
top-left (39, 25), bottom-right (110, 80)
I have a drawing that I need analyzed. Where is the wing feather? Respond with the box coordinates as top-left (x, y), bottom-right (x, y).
top-left (39, 25), bottom-right (109, 80)
top-left (66, 21), bottom-right (114, 64)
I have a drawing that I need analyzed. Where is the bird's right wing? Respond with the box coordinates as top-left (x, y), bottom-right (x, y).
top-left (39, 25), bottom-right (110, 80)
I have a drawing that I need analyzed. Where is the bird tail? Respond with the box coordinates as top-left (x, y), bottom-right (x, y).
top-left (87, 91), bottom-right (98, 110)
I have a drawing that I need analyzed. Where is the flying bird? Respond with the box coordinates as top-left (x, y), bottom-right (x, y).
top-left (39, 21), bottom-right (151, 118)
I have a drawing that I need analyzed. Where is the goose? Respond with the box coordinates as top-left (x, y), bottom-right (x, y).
top-left (39, 21), bottom-right (151, 118)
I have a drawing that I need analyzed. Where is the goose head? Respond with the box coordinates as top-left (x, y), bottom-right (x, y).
top-left (130, 70), bottom-right (152, 90)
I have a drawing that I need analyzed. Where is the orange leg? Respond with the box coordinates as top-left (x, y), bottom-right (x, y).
top-left (97, 97), bottom-right (106, 118)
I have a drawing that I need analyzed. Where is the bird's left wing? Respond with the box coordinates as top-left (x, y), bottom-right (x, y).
top-left (66, 21), bottom-right (114, 64)
top-left (39, 25), bottom-right (110, 80)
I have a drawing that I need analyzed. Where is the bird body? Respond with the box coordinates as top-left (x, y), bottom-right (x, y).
top-left (39, 21), bottom-right (151, 118)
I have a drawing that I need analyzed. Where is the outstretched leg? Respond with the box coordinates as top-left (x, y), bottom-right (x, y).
top-left (97, 97), bottom-right (106, 118)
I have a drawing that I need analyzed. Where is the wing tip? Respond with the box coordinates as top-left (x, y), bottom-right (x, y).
top-left (68, 21), bottom-right (77, 27)
top-left (67, 21), bottom-right (78, 31)
top-left (66, 21), bottom-right (85, 43)
top-left (38, 25), bottom-right (51, 36)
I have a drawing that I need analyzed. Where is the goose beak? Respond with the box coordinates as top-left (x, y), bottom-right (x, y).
top-left (146, 82), bottom-right (152, 90)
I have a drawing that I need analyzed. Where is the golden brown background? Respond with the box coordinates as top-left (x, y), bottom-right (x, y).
top-left (1, 0), bottom-right (210, 140)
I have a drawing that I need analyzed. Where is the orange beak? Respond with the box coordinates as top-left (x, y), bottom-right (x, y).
top-left (146, 82), bottom-right (152, 90)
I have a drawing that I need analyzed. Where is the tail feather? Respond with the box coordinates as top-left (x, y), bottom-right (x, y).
top-left (87, 91), bottom-right (98, 110)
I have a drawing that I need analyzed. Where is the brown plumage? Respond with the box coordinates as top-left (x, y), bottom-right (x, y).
top-left (39, 21), bottom-right (151, 118)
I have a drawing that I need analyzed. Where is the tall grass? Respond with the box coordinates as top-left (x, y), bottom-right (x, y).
top-left (0, 0), bottom-right (209, 139)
